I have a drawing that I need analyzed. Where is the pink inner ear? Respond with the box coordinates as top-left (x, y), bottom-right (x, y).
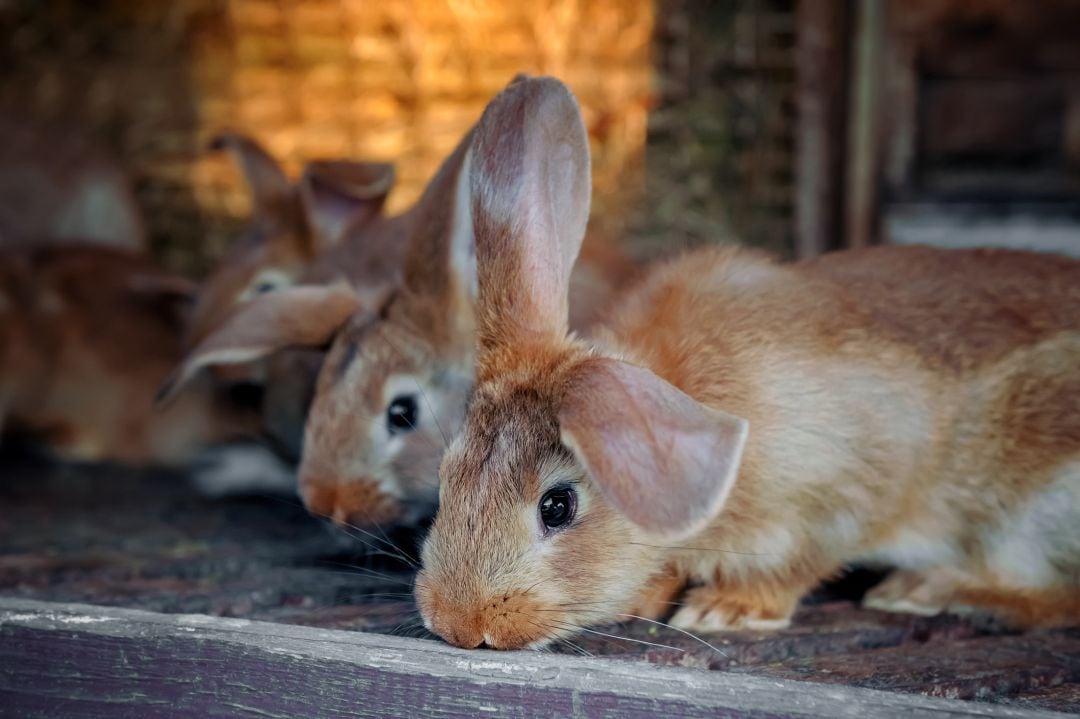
top-left (470, 76), bottom-right (591, 347)
top-left (558, 358), bottom-right (749, 541)
top-left (299, 161), bottom-right (395, 249)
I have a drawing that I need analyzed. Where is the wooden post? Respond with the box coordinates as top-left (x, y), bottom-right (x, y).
top-left (844, 0), bottom-right (887, 249)
top-left (794, 0), bottom-right (849, 258)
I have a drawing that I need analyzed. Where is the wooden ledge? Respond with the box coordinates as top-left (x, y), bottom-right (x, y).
top-left (0, 598), bottom-right (1070, 719)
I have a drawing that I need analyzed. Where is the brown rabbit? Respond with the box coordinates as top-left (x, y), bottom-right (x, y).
top-left (0, 245), bottom-right (261, 464)
top-left (182, 132), bottom-right (408, 462)
top-left (0, 119), bottom-right (144, 251)
top-left (164, 96), bottom-right (633, 526)
top-left (185, 132), bottom-right (399, 350)
top-left (411, 76), bottom-right (1080, 650)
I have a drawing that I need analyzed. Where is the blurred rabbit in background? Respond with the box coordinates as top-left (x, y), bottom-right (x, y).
top-left (0, 118), bottom-right (144, 252)
top-left (173, 132), bottom-right (412, 495)
top-left (0, 244), bottom-right (263, 465)
top-left (0, 122), bottom-right (262, 469)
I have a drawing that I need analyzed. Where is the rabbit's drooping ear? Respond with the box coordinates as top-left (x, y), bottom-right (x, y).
top-left (157, 285), bottom-right (358, 404)
top-left (559, 358), bottom-right (749, 541)
top-left (299, 160), bottom-right (395, 252)
top-left (470, 76), bottom-right (591, 349)
top-left (210, 132), bottom-right (293, 220)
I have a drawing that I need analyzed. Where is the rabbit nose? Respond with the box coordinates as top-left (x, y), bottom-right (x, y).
top-left (298, 479), bottom-right (337, 520)
top-left (299, 475), bottom-right (402, 528)
top-left (416, 587), bottom-right (479, 648)
top-left (452, 631), bottom-right (486, 650)
top-left (431, 612), bottom-right (485, 649)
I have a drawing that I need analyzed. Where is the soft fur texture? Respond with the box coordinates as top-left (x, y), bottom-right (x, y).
top-left (185, 132), bottom-right (399, 351)
top-left (0, 246), bottom-right (261, 464)
top-left (413, 75), bottom-right (1080, 651)
top-left (0, 118), bottom-right (145, 252)
top-left (169, 107), bottom-right (632, 526)
top-left (173, 132), bottom-right (409, 463)
top-left (294, 125), bottom-right (631, 528)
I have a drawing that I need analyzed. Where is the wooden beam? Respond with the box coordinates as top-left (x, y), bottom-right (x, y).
top-left (844, 0), bottom-right (887, 249)
top-left (794, 0), bottom-right (848, 258)
top-left (0, 598), bottom-right (1069, 718)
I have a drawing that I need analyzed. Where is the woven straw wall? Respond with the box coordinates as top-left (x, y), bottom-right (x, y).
top-left (1, 0), bottom-right (653, 272)
top-left (0, 0), bottom-right (794, 272)
top-left (636, 0), bottom-right (795, 257)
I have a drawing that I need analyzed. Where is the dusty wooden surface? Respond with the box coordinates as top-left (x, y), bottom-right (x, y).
top-left (1, 450), bottom-right (1078, 714)
top-left (1, 598), bottom-right (1074, 719)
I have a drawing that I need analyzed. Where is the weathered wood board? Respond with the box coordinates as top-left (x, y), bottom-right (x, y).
top-left (0, 598), bottom-right (1074, 719)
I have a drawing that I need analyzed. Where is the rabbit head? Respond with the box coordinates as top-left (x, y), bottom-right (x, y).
top-left (414, 76), bottom-right (748, 649)
top-left (161, 126), bottom-right (477, 528)
top-left (296, 125), bottom-right (479, 528)
top-left (186, 132), bottom-right (395, 351)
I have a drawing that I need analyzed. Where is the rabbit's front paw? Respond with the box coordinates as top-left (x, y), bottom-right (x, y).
top-left (669, 583), bottom-right (797, 633)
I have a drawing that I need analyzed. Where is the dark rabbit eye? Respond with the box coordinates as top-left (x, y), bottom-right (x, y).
top-left (387, 395), bottom-right (418, 434)
top-left (254, 281), bottom-right (278, 294)
top-left (539, 486), bottom-right (576, 531)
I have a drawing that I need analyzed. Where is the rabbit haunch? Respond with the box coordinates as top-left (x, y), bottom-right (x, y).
top-left (414, 75), bottom-right (1080, 651)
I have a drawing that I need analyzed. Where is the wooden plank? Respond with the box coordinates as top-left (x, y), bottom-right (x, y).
top-left (880, 0), bottom-right (918, 203)
top-left (794, 0), bottom-right (848, 258)
top-left (843, 0), bottom-right (886, 249)
top-left (561, 602), bottom-right (991, 669)
top-left (0, 598), bottom-right (1071, 719)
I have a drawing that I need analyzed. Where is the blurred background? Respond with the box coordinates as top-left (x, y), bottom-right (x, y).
top-left (0, 0), bottom-right (800, 270)
top-left (1, 0), bottom-right (1078, 460)
top-left (5, 0), bottom-right (1078, 276)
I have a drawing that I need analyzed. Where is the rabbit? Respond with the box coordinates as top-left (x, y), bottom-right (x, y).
top-left (182, 132), bottom-right (410, 463)
top-left (409, 75), bottom-right (1080, 651)
top-left (0, 118), bottom-right (144, 252)
top-left (0, 245), bottom-right (263, 465)
top-left (162, 90), bottom-right (634, 527)
top-left (185, 131), bottom-right (399, 351)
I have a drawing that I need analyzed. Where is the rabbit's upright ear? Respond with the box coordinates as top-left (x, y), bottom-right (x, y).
top-left (299, 160), bottom-right (395, 251)
top-left (210, 132), bottom-right (293, 221)
top-left (397, 127), bottom-right (478, 333)
top-left (559, 358), bottom-right (749, 542)
top-left (470, 76), bottom-right (591, 349)
top-left (157, 285), bottom-right (358, 404)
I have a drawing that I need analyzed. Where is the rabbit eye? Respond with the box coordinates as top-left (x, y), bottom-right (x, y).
top-left (539, 486), bottom-right (576, 532)
top-left (246, 269), bottom-right (292, 298)
top-left (387, 395), bottom-right (418, 434)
